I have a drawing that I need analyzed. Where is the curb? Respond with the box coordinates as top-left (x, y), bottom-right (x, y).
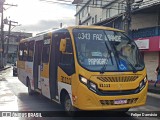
top-left (148, 89), bottom-right (160, 94)
top-left (148, 81), bottom-right (160, 94)
top-left (0, 66), bottom-right (11, 71)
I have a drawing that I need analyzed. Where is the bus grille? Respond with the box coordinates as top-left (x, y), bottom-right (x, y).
top-left (100, 98), bottom-right (138, 105)
top-left (97, 76), bottom-right (139, 82)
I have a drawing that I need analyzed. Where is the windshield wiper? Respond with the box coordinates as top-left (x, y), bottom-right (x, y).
top-left (100, 41), bottom-right (112, 74)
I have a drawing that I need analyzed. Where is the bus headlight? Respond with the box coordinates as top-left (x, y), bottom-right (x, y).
top-left (139, 77), bottom-right (147, 91)
top-left (79, 76), bottom-right (88, 85)
top-left (79, 75), bottom-right (97, 93)
top-left (144, 77), bottom-right (147, 83)
top-left (139, 81), bottom-right (144, 90)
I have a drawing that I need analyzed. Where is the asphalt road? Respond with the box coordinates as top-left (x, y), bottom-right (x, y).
top-left (0, 67), bottom-right (159, 120)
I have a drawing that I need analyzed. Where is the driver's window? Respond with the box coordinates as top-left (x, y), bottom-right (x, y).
top-left (59, 30), bottom-right (75, 75)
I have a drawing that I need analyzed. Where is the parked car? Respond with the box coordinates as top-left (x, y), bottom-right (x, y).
top-left (13, 61), bottom-right (17, 76)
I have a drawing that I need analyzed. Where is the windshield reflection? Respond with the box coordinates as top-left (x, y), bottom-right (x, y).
top-left (73, 29), bottom-right (144, 72)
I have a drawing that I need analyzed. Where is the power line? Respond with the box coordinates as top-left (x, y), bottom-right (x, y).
top-left (39, 0), bottom-right (160, 16)
top-left (39, 0), bottom-right (160, 9)
top-left (39, 0), bottom-right (72, 5)
top-left (39, 0), bottom-right (126, 10)
top-left (51, 0), bottom-right (73, 2)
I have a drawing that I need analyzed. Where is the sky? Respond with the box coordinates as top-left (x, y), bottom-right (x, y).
top-left (4, 0), bottom-right (76, 35)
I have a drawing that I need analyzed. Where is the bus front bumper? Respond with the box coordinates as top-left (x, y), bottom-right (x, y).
top-left (73, 82), bottom-right (148, 111)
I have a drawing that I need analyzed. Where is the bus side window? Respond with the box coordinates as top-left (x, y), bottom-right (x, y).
top-left (59, 31), bottom-right (75, 75)
top-left (18, 42), bottom-right (28, 61)
top-left (28, 41), bottom-right (35, 62)
top-left (23, 42), bottom-right (28, 61)
top-left (66, 38), bottom-right (73, 53)
top-left (18, 43), bottom-right (23, 60)
top-left (42, 44), bottom-right (50, 63)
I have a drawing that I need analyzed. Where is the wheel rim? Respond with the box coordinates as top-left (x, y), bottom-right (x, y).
top-left (65, 98), bottom-right (72, 111)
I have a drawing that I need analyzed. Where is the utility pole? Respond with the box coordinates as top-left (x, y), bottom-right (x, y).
top-left (5, 20), bottom-right (18, 63)
top-left (0, 1), bottom-right (17, 67)
top-left (0, 0), bottom-right (5, 68)
top-left (124, 0), bottom-right (133, 35)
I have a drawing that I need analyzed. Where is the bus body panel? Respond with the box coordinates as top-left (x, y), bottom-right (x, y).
top-left (41, 77), bottom-right (51, 98)
top-left (18, 61), bottom-right (34, 88)
top-left (74, 82), bottom-right (148, 110)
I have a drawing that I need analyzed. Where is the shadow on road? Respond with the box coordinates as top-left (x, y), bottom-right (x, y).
top-left (17, 93), bottom-right (63, 111)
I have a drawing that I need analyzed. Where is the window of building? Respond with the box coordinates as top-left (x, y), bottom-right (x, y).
top-left (92, 17), bottom-right (94, 24)
top-left (82, 10), bottom-right (84, 17)
top-left (79, 13), bottom-right (81, 19)
top-left (106, 9), bottom-right (110, 18)
top-left (95, 15), bottom-right (97, 23)
top-left (95, 0), bottom-right (97, 6)
top-left (87, 6), bottom-right (89, 13)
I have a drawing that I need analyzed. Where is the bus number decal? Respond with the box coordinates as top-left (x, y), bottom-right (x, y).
top-left (61, 76), bottom-right (71, 85)
top-left (107, 35), bottom-right (121, 42)
top-left (78, 33), bottom-right (103, 41)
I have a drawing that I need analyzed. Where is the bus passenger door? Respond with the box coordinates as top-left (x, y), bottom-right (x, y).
top-left (33, 41), bottom-right (43, 90)
top-left (40, 37), bottom-right (51, 98)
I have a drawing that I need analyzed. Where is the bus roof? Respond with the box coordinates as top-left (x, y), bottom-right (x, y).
top-left (19, 25), bottom-right (124, 43)
top-left (67, 25), bottom-right (124, 32)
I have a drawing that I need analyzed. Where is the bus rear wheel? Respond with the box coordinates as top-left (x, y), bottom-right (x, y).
top-left (28, 80), bottom-right (34, 95)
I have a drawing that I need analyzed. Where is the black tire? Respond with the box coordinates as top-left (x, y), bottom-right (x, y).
top-left (121, 108), bottom-right (129, 112)
top-left (63, 94), bottom-right (75, 111)
top-left (63, 94), bottom-right (78, 117)
top-left (115, 108), bottom-right (130, 113)
top-left (28, 80), bottom-right (34, 95)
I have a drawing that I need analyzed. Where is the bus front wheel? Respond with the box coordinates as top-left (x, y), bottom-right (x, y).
top-left (63, 94), bottom-right (76, 112)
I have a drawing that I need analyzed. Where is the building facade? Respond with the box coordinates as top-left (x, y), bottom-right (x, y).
top-left (73, 0), bottom-right (125, 26)
top-left (73, 0), bottom-right (160, 81)
top-left (3, 31), bottom-right (32, 63)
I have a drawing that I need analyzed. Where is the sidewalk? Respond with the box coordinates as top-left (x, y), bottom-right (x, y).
top-left (0, 64), bottom-right (12, 71)
top-left (148, 80), bottom-right (160, 94)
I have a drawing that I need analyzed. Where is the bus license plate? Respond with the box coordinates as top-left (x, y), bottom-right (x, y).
top-left (114, 99), bottom-right (127, 105)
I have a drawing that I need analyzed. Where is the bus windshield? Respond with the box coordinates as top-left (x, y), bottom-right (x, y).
top-left (73, 28), bottom-right (144, 72)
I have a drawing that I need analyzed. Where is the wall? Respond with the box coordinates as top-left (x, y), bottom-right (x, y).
top-left (144, 52), bottom-right (159, 81)
top-left (131, 13), bottom-right (158, 29)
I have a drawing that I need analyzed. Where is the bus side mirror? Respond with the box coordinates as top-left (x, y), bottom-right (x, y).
top-left (60, 39), bottom-right (66, 52)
